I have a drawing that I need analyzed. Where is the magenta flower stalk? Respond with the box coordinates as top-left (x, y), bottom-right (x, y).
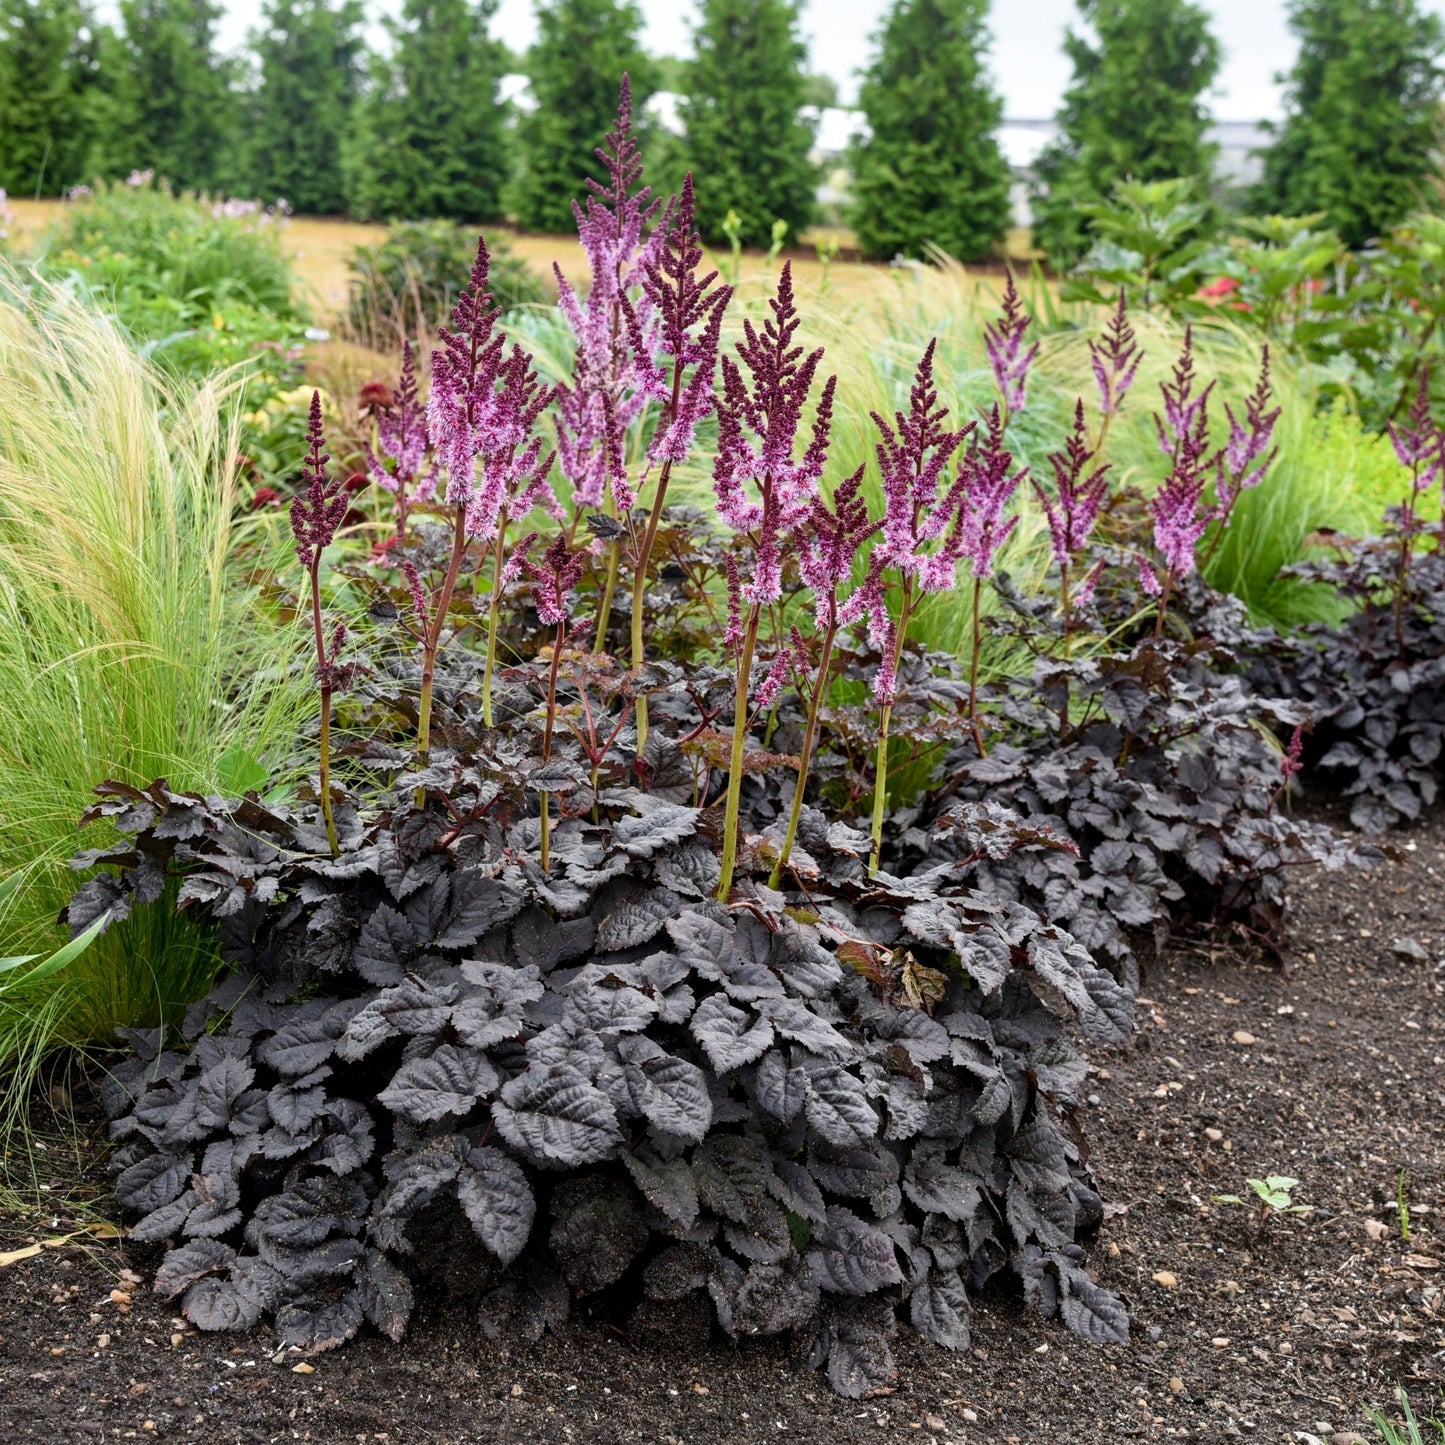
top-left (1088, 290), bottom-right (1141, 450)
top-left (712, 261), bottom-right (835, 902)
top-left (955, 406), bottom-right (1024, 761)
top-left (1201, 346), bottom-right (1281, 569)
top-left (862, 341), bottom-right (974, 872)
top-left (289, 392), bottom-right (349, 857)
top-left (520, 535), bottom-right (587, 873)
top-left (984, 274), bottom-right (1038, 428)
top-left (1031, 398), bottom-right (1111, 643)
top-left (632, 174), bottom-right (731, 751)
top-left (1151, 328), bottom-right (1213, 636)
top-left (552, 77), bottom-right (666, 650)
top-left (364, 340), bottom-right (434, 538)
top-left (1386, 367), bottom-right (1445, 645)
top-left (769, 466), bottom-right (879, 887)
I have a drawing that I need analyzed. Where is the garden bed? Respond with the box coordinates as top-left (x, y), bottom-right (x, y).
top-left (4, 806), bottom-right (1441, 1445)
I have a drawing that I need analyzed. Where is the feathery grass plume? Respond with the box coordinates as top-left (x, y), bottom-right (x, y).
top-left (769, 465), bottom-right (880, 887)
top-left (712, 261), bottom-right (835, 901)
top-left (364, 340), bottom-right (435, 538)
top-left (289, 393), bottom-right (350, 858)
top-left (0, 263), bottom-right (312, 1106)
top-left (983, 273), bottom-right (1038, 426)
top-left (864, 339), bottom-right (973, 871)
top-left (632, 174), bottom-right (731, 750)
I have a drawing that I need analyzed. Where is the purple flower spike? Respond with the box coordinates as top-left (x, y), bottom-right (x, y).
top-left (798, 465), bottom-right (881, 629)
top-left (553, 77), bottom-right (666, 513)
top-left (873, 340), bottom-right (974, 584)
top-left (1031, 399), bottom-right (1111, 567)
top-left (984, 274), bottom-right (1038, 418)
top-left (1151, 329), bottom-right (1214, 577)
top-left (712, 261), bottom-right (834, 606)
top-left (1155, 325), bottom-right (1214, 460)
top-left (1213, 347), bottom-right (1281, 529)
top-left (290, 392), bottom-right (347, 570)
top-left (521, 534), bottom-right (588, 628)
top-left (1388, 368), bottom-right (1445, 510)
top-left (1280, 725), bottom-right (1304, 782)
top-left (365, 340), bottom-right (433, 503)
top-left (1089, 290), bottom-right (1141, 421)
top-left (952, 406), bottom-right (1024, 584)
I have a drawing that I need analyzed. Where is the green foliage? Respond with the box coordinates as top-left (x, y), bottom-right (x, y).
top-left (345, 220), bottom-right (547, 347)
top-left (1257, 0), bottom-right (1445, 249)
top-left (512, 0), bottom-right (653, 235)
top-left (1034, 0), bottom-right (1221, 265)
top-left (0, 0), bottom-right (116, 194)
top-left (1368, 1388), bottom-right (1445, 1445)
top-left (676, 0), bottom-right (817, 245)
top-left (850, 0), bottom-right (1011, 263)
top-left (114, 0), bottom-right (237, 192)
top-left (1062, 177), bottom-right (1216, 310)
top-left (0, 265), bottom-right (313, 1078)
top-left (240, 0), bottom-right (364, 215)
top-left (1214, 1174), bottom-right (1313, 1222)
top-left (348, 0), bottom-right (511, 224)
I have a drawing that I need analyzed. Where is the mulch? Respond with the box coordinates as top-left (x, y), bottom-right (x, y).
top-left (3, 807), bottom-right (1443, 1445)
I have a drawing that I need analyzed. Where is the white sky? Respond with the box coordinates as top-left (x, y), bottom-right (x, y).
top-left (192, 0), bottom-right (1445, 122)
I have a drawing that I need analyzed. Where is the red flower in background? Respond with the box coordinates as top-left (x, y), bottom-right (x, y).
top-left (1198, 276), bottom-right (1240, 298)
top-left (251, 486), bottom-right (281, 509)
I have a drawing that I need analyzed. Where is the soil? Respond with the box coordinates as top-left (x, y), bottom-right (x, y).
top-left (4, 810), bottom-right (1444, 1445)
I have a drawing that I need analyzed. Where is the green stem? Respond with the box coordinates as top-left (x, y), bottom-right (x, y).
top-left (594, 538), bottom-right (619, 653)
top-left (715, 604), bottom-right (762, 903)
top-left (868, 581), bottom-right (914, 876)
top-left (481, 508), bottom-right (510, 729)
top-left (538, 620), bottom-right (566, 874)
top-left (768, 618), bottom-right (838, 889)
top-left (415, 507), bottom-right (469, 806)
top-left (1153, 568), bottom-right (1174, 639)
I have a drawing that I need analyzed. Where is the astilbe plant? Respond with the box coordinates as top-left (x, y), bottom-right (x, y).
top-left (290, 392), bottom-right (351, 857)
top-left (364, 340), bottom-right (434, 540)
top-left (1087, 290), bottom-right (1141, 451)
top-left (983, 274), bottom-right (1038, 428)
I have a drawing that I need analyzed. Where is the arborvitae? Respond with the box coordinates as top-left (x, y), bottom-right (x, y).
top-left (1257, 0), bottom-right (1445, 247)
top-left (850, 0), bottom-right (1011, 262)
top-left (348, 0), bottom-right (510, 222)
top-left (676, 0), bottom-right (817, 245)
top-left (1033, 0), bottom-right (1221, 264)
top-left (115, 0), bottom-right (236, 192)
top-left (240, 0), bottom-right (363, 214)
top-left (512, 0), bottom-right (652, 234)
top-left (0, 0), bottom-right (114, 193)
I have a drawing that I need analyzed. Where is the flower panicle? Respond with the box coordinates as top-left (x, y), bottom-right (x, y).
top-left (642, 174), bottom-right (730, 368)
top-left (1280, 725), bottom-right (1304, 782)
top-left (1214, 345), bottom-right (1282, 526)
top-left (365, 341), bottom-right (435, 502)
top-left (1388, 366), bottom-right (1445, 497)
top-left (984, 274), bottom-right (1038, 416)
top-left (952, 405), bottom-right (1024, 585)
top-left (289, 391), bottom-right (347, 571)
top-left (1031, 398), bottom-right (1111, 567)
top-left (1152, 329), bottom-right (1214, 577)
top-left (521, 534), bottom-right (588, 628)
top-left (1089, 289), bottom-right (1142, 420)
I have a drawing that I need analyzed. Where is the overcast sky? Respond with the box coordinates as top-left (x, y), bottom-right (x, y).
top-left (196, 0), bottom-right (1445, 122)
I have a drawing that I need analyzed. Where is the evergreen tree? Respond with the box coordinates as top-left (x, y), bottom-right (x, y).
top-left (240, 0), bottom-right (363, 214)
top-left (1257, 0), bottom-right (1444, 247)
top-left (512, 0), bottom-right (653, 234)
top-left (348, 0), bottom-right (510, 222)
top-left (677, 0), bottom-right (817, 245)
top-left (1033, 0), bottom-right (1221, 263)
top-left (0, 0), bottom-right (114, 194)
top-left (850, 0), bottom-right (1011, 262)
top-left (115, 0), bottom-right (236, 192)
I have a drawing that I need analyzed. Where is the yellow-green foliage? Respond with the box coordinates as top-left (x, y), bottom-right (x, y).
top-left (0, 264), bottom-right (312, 1078)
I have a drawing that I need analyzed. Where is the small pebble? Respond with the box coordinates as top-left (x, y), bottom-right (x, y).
top-left (1204, 1128), bottom-right (1224, 1142)
top-left (1210, 1336), bottom-right (1230, 1348)
top-left (170, 1333), bottom-right (184, 1347)
top-left (1151, 1271), bottom-right (1178, 1288)
top-left (1147, 1325), bottom-right (1162, 1342)
top-left (1168, 1378), bottom-right (1185, 1395)
top-left (925, 1416), bottom-right (946, 1431)
top-left (1393, 937), bottom-right (1430, 961)
top-left (1106, 1242), bottom-right (1121, 1258)
top-left (961, 1408), bottom-right (979, 1423)
top-left (291, 1362), bottom-right (315, 1375)
top-left (97, 1333), bottom-right (111, 1349)
top-left (511, 1383), bottom-right (523, 1398)
top-left (1231, 1030), bottom-right (1257, 1046)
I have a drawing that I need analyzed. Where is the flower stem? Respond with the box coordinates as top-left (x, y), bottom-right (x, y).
top-left (868, 581), bottom-right (914, 876)
top-left (308, 558), bottom-right (339, 857)
top-left (631, 359), bottom-right (684, 755)
top-left (481, 508), bottom-right (511, 729)
top-left (715, 603), bottom-right (762, 902)
top-left (1153, 568), bottom-right (1174, 639)
top-left (768, 617), bottom-right (838, 889)
top-left (415, 507), bottom-right (469, 806)
top-left (539, 621), bottom-right (565, 874)
top-left (968, 574), bottom-right (987, 759)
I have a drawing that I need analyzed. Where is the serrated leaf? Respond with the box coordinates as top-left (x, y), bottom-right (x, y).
top-left (276, 1289), bottom-right (366, 1353)
top-left (355, 1249), bottom-right (413, 1342)
top-left (903, 1142), bottom-right (982, 1222)
top-left (595, 888), bottom-right (680, 951)
top-left (154, 1239), bottom-right (235, 1298)
top-left (756, 996), bottom-right (851, 1059)
top-left (492, 1065), bottom-right (621, 1167)
top-left (825, 1317), bottom-right (897, 1398)
top-left (801, 1060), bottom-right (877, 1149)
top-left (613, 805), bottom-right (700, 857)
top-left (377, 1044), bottom-right (499, 1124)
top-left (457, 1145), bottom-right (535, 1266)
top-left (620, 1148), bottom-right (699, 1229)
top-left (436, 873), bottom-right (523, 948)
top-left (353, 903), bottom-right (413, 985)
top-left (752, 1049), bottom-right (806, 1123)
top-left (182, 1259), bottom-right (281, 1332)
top-left (806, 1208), bottom-right (903, 1295)
top-left (617, 1036), bottom-right (712, 1142)
top-left (689, 993), bottom-right (775, 1073)
top-left (910, 1267), bottom-right (970, 1349)
top-left (116, 1150), bottom-right (192, 1215)
top-left (1060, 1272), bottom-right (1130, 1344)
